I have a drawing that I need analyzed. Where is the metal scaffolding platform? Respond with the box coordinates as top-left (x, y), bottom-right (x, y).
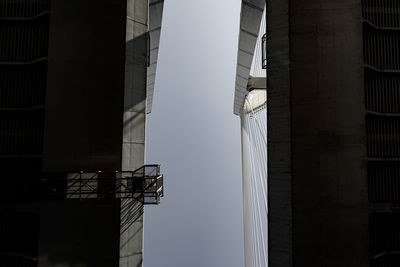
top-left (40, 165), bottom-right (164, 204)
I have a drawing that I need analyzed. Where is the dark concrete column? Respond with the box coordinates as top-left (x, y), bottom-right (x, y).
top-left (289, 0), bottom-right (369, 266)
top-left (39, 0), bottom-right (127, 266)
top-left (266, 0), bottom-right (293, 266)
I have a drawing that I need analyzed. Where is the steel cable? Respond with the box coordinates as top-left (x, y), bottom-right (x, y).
top-left (241, 92), bottom-right (268, 267)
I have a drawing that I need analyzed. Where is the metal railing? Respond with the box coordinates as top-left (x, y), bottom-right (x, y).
top-left (40, 165), bottom-right (164, 205)
top-left (262, 33), bottom-right (266, 69)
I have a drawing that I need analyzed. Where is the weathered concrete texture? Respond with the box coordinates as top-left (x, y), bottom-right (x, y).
top-left (39, 1), bottom-right (127, 266)
top-left (6, 200), bottom-right (120, 267)
top-left (37, 200), bottom-right (120, 267)
top-left (119, 199), bottom-right (144, 267)
top-left (265, 0), bottom-right (292, 266)
top-left (290, 0), bottom-right (369, 266)
top-left (120, 0), bottom-right (148, 266)
top-left (290, 0), bottom-right (369, 265)
top-left (43, 0), bottom-right (126, 173)
top-left (37, 0), bottom-right (150, 266)
top-left (267, 0), bottom-right (369, 265)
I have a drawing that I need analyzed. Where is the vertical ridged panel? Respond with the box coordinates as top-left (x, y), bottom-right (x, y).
top-left (0, 111), bottom-right (44, 155)
top-left (0, 1), bottom-right (50, 159)
top-left (368, 161), bottom-right (400, 202)
top-left (363, 0), bottom-right (400, 28)
top-left (362, 1), bottom-right (400, 267)
top-left (0, 63), bottom-right (47, 108)
top-left (363, 28), bottom-right (400, 70)
top-left (372, 255), bottom-right (400, 267)
top-left (365, 69), bottom-right (400, 113)
top-left (0, 20), bottom-right (49, 62)
top-left (367, 114), bottom-right (400, 157)
top-left (0, 212), bottom-right (39, 267)
top-left (0, 0), bottom-right (50, 17)
top-left (370, 213), bottom-right (400, 251)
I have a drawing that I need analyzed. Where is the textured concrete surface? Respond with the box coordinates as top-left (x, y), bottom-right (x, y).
top-left (290, 0), bottom-right (369, 266)
top-left (39, 0), bottom-right (150, 266)
top-left (1, 0), bottom-right (160, 266)
top-left (40, 1), bottom-right (127, 265)
top-left (120, 0), bottom-right (149, 266)
top-left (265, 0), bottom-right (292, 265)
top-left (37, 200), bottom-right (120, 267)
top-left (43, 0), bottom-right (126, 173)
top-left (266, 0), bottom-right (369, 266)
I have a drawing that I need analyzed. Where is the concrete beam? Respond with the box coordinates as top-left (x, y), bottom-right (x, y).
top-left (146, 0), bottom-right (164, 113)
top-left (233, 0), bottom-right (265, 115)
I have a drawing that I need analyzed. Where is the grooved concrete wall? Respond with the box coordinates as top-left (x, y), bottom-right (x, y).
top-left (0, 0), bottom-right (153, 266)
top-left (268, 0), bottom-right (369, 266)
top-left (43, 0), bottom-right (126, 173)
top-left (40, 1), bottom-right (127, 265)
top-left (266, 0), bottom-right (292, 265)
top-left (290, 0), bottom-right (369, 265)
top-left (38, 0), bottom-right (148, 266)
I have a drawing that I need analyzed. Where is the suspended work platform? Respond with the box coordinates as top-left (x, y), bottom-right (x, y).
top-left (40, 165), bottom-right (164, 205)
top-left (0, 165), bottom-right (164, 204)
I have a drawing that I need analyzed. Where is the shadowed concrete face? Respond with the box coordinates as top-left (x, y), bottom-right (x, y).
top-left (120, 1), bottom-right (148, 267)
top-left (267, 0), bottom-right (369, 266)
top-left (1, 0), bottom-right (158, 266)
top-left (290, 0), bottom-right (368, 265)
top-left (39, 0), bottom-right (126, 265)
top-left (37, 200), bottom-right (120, 267)
top-left (38, 0), bottom-right (149, 266)
top-left (43, 0), bottom-right (126, 173)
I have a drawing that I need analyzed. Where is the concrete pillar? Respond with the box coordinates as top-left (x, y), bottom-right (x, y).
top-left (120, 1), bottom-right (148, 266)
top-left (266, 0), bottom-right (293, 265)
top-left (39, 0), bottom-right (127, 266)
top-left (267, 0), bottom-right (369, 266)
top-left (290, 0), bottom-right (369, 265)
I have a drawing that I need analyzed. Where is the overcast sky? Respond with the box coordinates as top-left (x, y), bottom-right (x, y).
top-left (143, 0), bottom-right (244, 266)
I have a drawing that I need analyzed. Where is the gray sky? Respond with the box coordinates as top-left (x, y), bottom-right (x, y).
top-left (144, 0), bottom-right (244, 266)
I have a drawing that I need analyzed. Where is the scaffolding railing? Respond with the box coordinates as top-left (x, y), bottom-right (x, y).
top-left (40, 165), bottom-right (164, 204)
